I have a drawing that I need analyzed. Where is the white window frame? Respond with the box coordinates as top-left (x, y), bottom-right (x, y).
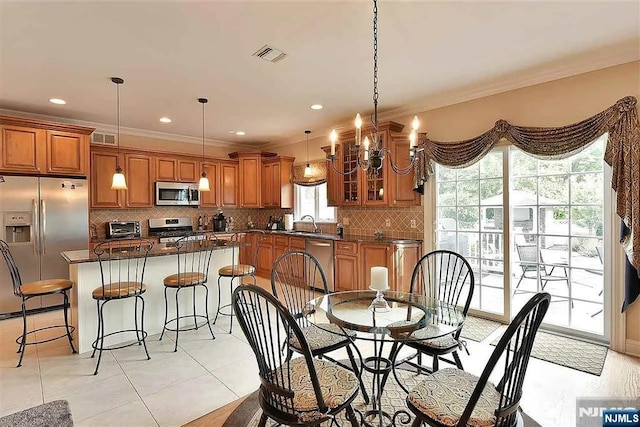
top-left (294, 183), bottom-right (336, 223)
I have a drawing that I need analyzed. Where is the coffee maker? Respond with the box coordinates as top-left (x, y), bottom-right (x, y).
top-left (213, 210), bottom-right (227, 232)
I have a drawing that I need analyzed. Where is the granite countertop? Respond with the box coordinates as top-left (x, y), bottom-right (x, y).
top-left (239, 229), bottom-right (422, 245)
top-left (63, 241), bottom-right (239, 264)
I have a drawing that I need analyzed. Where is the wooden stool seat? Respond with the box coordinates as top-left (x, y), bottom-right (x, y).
top-left (218, 264), bottom-right (255, 277)
top-left (163, 272), bottom-right (206, 287)
top-left (92, 282), bottom-right (147, 299)
top-left (20, 279), bottom-right (73, 296)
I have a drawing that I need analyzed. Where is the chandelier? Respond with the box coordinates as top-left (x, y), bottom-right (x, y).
top-left (326, 0), bottom-right (423, 176)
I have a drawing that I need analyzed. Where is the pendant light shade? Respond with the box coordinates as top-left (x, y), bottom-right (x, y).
top-left (304, 130), bottom-right (312, 177)
top-left (198, 98), bottom-right (210, 192)
top-left (110, 77), bottom-right (127, 190)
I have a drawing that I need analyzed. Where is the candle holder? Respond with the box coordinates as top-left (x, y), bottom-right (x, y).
top-left (369, 286), bottom-right (390, 312)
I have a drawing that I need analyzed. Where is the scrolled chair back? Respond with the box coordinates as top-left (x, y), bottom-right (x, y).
top-left (173, 232), bottom-right (218, 286)
top-left (0, 239), bottom-right (23, 296)
top-left (93, 238), bottom-right (153, 298)
top-left (232, 285), bottom-right (329, 424)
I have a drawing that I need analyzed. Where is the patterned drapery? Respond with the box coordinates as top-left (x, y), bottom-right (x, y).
top-left (292, 160), bottom-right (327, 186)
top-left (414, 96), bottom-right (640, 275)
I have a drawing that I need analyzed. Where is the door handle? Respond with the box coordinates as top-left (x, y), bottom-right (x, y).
top-left (32, 199), bottom-right (40, 256)
top-left (308, 242), bottom-right (331, 247)
top-left (40, 200), bottom-right (46, 255)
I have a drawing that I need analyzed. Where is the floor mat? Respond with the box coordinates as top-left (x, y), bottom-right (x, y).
top-left (491, 331), bottom-right (608, 375)
top-left (460, 316), bottom-right (502, 342)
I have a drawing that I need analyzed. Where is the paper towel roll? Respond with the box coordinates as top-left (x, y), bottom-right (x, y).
top-left (284, 214), bottom-right (294, 231)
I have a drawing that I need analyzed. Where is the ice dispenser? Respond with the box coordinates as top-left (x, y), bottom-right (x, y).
top-left (3, 212), bottom-right (33, 244)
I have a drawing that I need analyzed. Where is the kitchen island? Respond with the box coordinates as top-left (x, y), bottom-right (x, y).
top-left (62, 242), bottom-right (238, 353)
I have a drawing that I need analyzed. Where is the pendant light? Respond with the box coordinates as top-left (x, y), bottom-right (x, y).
top-left (110, 77), bottom-right (127, 190)
top-left (304, 130), bottom-right (312, 177)
top-left (197, 98), bottom-right (210, 192)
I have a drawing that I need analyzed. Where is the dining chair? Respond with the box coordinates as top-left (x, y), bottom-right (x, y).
top-left (406, 292), bottom-right (550, 427)
top-left (232, 284), bottom-right (360, 427)
top-left (390, 250), bottom-right (475, 374)
top-left (92, 238), bottom-right (153, 375)
top-left (214, 230), bottom-right (265, 333)
top-left (0, 240), bottom-right (76, 367)
top-left (271, 250), bottom-right (369, 403)
top-left (515, 243), bottom-right (569, 291)
top-left (159, 232), bottom-right (218, 352)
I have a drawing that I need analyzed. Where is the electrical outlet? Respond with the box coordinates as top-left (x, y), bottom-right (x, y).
top-left (343, 217), bottom-right (350, 225)
top-left (385, 218), bottom-right (391, 227)
top-left (410, 219), bottom-right (417, 229)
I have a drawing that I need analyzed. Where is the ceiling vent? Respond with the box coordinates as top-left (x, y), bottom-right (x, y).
top-left (91, 132), bottom-right (117, 146)
top-left (252, 45), bottom-right (287, 63)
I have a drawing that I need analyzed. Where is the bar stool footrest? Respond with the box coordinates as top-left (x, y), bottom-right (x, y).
top-left (91, 329), bottom-right (148, 352)
top-left (15, 324), bottom-right (76, 347)
top-left (162, 315), bottom-right (212, 333)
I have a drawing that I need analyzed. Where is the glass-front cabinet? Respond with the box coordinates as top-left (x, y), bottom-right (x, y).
top-left (324, 121), bottom-right (414, 207)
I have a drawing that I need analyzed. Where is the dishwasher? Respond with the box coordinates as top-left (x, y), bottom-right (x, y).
top-left (305, 239), bottom-right (334, 292)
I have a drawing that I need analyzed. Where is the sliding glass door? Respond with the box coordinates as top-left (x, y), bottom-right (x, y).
top-left (435, 136), bottom-right (606, 339)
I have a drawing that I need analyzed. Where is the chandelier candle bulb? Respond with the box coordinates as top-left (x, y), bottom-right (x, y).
top-left (330, 129), bottom-right (337, 156)
top-left (363, 136), bottom-right (370, 161)
top-left (412, 116), bottom-right (420, 131)
top-left (355, 113), bottom-right (362, 146)
top-left (370, 266), bottom-right (389, 291)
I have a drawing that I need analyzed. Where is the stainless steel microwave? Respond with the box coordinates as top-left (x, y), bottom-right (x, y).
top-left (155, 182), bottom-right (200, 206)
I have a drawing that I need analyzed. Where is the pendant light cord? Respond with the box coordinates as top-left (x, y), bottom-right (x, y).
top-left (202, 101), bottom-right (205, 162)
top-left (116, 81), bottom-right (120, 169)
top-left (372, 0), bottom-right (379, 142)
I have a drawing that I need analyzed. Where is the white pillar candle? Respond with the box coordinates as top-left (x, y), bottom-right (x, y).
top-left (370, 266), bottom-right (388, 290)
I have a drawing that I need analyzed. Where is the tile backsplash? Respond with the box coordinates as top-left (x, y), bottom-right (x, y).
top-left (90, 205), bottom-right (423, 240)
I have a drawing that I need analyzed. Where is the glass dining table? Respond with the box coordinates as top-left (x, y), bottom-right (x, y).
top-left (305, 290), bottom-right (465, 427)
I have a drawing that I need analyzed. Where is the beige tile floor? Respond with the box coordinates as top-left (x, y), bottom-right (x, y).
top-left (1, 278), bottom-right (639, 427)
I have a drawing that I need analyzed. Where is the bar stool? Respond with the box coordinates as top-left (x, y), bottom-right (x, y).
top-left (92, 238), bottom-right (153, 375)
top-left (214, 230), bottom-right (264, 333)
top-left (159, 233), bottom-right (218, 352)
top-left (0, 240), bottom-right (76, 367)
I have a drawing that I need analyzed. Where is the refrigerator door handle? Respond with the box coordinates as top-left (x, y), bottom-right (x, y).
top-left (33, 198), bottom-right (40, 256)
top-left (40, 199), bottom-right (47, 255)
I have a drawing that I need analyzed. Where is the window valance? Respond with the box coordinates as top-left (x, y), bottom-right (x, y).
top-left (414, 95), bottom-right (640, 276)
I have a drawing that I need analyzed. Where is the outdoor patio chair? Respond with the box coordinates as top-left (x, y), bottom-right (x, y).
top-left (515, 243), bottom-right (569, 291)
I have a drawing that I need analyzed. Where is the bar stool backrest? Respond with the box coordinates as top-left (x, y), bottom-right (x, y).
top-left (232, 285), bottom-right (327, 423)
top-left (174, 232), bottom-right (218, 284)
top-left (0, 240), bottom-right (23, 296)
top-left (93, 238), bottom-right (153, 298)
top-left (271, 250), bottom-right (328, 329)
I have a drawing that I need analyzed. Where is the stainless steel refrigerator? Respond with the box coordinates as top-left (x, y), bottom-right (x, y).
top-left (0, 176), bottom-right (88, 316)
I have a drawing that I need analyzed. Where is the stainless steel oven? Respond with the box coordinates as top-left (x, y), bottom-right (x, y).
top-left (155, 182), bottom-right (200, 206)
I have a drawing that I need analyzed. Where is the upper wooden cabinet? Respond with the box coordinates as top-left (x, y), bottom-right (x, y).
top-left (231, 152), bottom-right (262, 208)
top-left (91, 149), bottom-right (122, 208)
top-left (220, 161), bottom-right (239, 207)
top-left (0, 115), bottom-right (93, 177)
top-left (155, 157), bottom-right (199, 182)
top-left (200, 162), bottom-right (219, 207)
top-left (323, 121), bottom-right (419, 207)
top-left (262, 156), bottom-right (294, 208)
top-left (123, 153), bottom-right (154, 208)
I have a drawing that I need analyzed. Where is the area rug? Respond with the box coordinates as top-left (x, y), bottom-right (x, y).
top-left (460, 315), bottom-right (502, 342)
top-left (491, 331), bottom-right (608, 376)
top-left (0, 400), bottom-right (73, 427)
top-left (224, 369), bottom-right (541, 427)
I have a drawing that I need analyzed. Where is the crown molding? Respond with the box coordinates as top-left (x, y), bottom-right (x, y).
top-left (0, 108), bottom-right (251, 149)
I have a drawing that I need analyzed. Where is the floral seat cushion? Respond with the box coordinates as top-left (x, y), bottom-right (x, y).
top-left (407, 368), bottom-right (501, 427)
top-left (269, 357), bottom-right (359, 422)
top-left (414, 333), bottom-right (459, 350)
top-left (289, 324), bottom-right (355, 352)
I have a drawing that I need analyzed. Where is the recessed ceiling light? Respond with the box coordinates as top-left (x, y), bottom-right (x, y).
top-left (159, 117), bottom-right (172, 123)
top-left (310, 104), bottom-right (323, 110)
top-left (235, 131), bottom-right (246, 136)
top-left (49, 98), bottom-right (66, 105)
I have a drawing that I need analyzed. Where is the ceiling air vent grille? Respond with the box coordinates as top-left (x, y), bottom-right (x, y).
top-left (91, 132), bottom-right (117, 145)
top-left (252, 45), bottom-right (287, 63)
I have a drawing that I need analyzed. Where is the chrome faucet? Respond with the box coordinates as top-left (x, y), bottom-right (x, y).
top-left (300, 215), bottom-right (319, 233)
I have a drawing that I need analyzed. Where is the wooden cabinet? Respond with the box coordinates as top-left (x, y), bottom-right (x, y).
top-left (90, 150), bottom-right (122, 208)
top-left (360, 243), bottom-right (392, 289)
top-left (273, 235), bottom-right (289, 265)
top-left (155, 157), bottom-right (198, 182)
top-left (256, 234), bottom-right (274, 278)
top-left (124, 154), bottom-right (154, 207)
top-left (200, 162), bottom-right (219, 207)
top-left (335, 241), bottom-right (360, 292)
top-left (323, 121), bottom-right (420, 207)
top-left (220, 161), bottom-right (239, 207)
top-left (0, 116), bottom-right (92, 177)
top-left (389, 135), bottom-right (421, 206)
top-left (262, 157), bottom-right (294, 208)
top-left (233, 152), bottom-right (262, 208)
